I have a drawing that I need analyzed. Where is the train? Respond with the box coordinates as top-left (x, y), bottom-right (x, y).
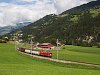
top-left (17, 48), bottom-right (52, 57)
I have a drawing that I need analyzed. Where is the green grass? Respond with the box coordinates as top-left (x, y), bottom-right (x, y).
top-left (70, 15), bottom-right (79, 23)
top-left (90, 8), bottom-right (100, 17)
top-left (0, 43), bottom-right (100, 75)
top-left (51, 45), bottom-right (100, 64)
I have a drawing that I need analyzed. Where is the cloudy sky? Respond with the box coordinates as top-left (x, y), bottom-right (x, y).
top-left (0, 0), bottom-right (95, 27)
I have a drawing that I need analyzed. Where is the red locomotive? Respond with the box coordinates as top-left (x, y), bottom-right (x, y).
top-left (39, 51), bottom-right (52, 57)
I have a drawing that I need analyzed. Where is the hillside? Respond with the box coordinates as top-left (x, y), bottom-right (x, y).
top-left (5, 0), bottom-right (100, 47)
top-left (0, 22), bottom-right (31, 36)
top-left (61, 0), bottom-right (100, 15)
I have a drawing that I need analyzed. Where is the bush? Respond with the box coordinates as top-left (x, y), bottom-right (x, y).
top-left (0, 39), bottom-right (7, 43)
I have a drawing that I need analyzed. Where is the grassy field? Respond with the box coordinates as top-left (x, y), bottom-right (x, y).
top-left (0, 43), bottom-right (100, 75)
top-left (51, 45), bottom-right (100, 64)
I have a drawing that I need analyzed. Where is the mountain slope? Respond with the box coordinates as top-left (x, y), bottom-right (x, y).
top-left (5, 0), bottom-right (100, 47)
top-left (61, 0), bottom-right (100, 15)
top-left (0, 22), bottom-right (31, 36)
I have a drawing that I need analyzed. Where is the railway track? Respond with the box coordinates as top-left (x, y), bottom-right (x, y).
top-left (19, 51), bottom-right (100, 67)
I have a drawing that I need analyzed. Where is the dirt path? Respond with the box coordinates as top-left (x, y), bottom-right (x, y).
top-left (19, 52), bottom-right (100, 67)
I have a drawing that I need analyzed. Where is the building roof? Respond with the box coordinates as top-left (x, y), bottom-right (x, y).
top-left (40, 43), bottom-right (51, 45)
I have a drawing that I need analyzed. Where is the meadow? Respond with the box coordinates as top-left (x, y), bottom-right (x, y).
top-left (0, 43), bottom-right (100, 75)
top-left (51, 45), bottom-right (100, 64)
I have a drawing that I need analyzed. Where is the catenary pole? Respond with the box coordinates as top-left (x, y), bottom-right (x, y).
top-left (56, 39), bottom-right (59, 60)
top-left (30, 37), bottom-right (33, 54)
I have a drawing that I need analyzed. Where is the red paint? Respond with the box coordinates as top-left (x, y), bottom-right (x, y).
top-left (39, 51), bottom-right (52, 57)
